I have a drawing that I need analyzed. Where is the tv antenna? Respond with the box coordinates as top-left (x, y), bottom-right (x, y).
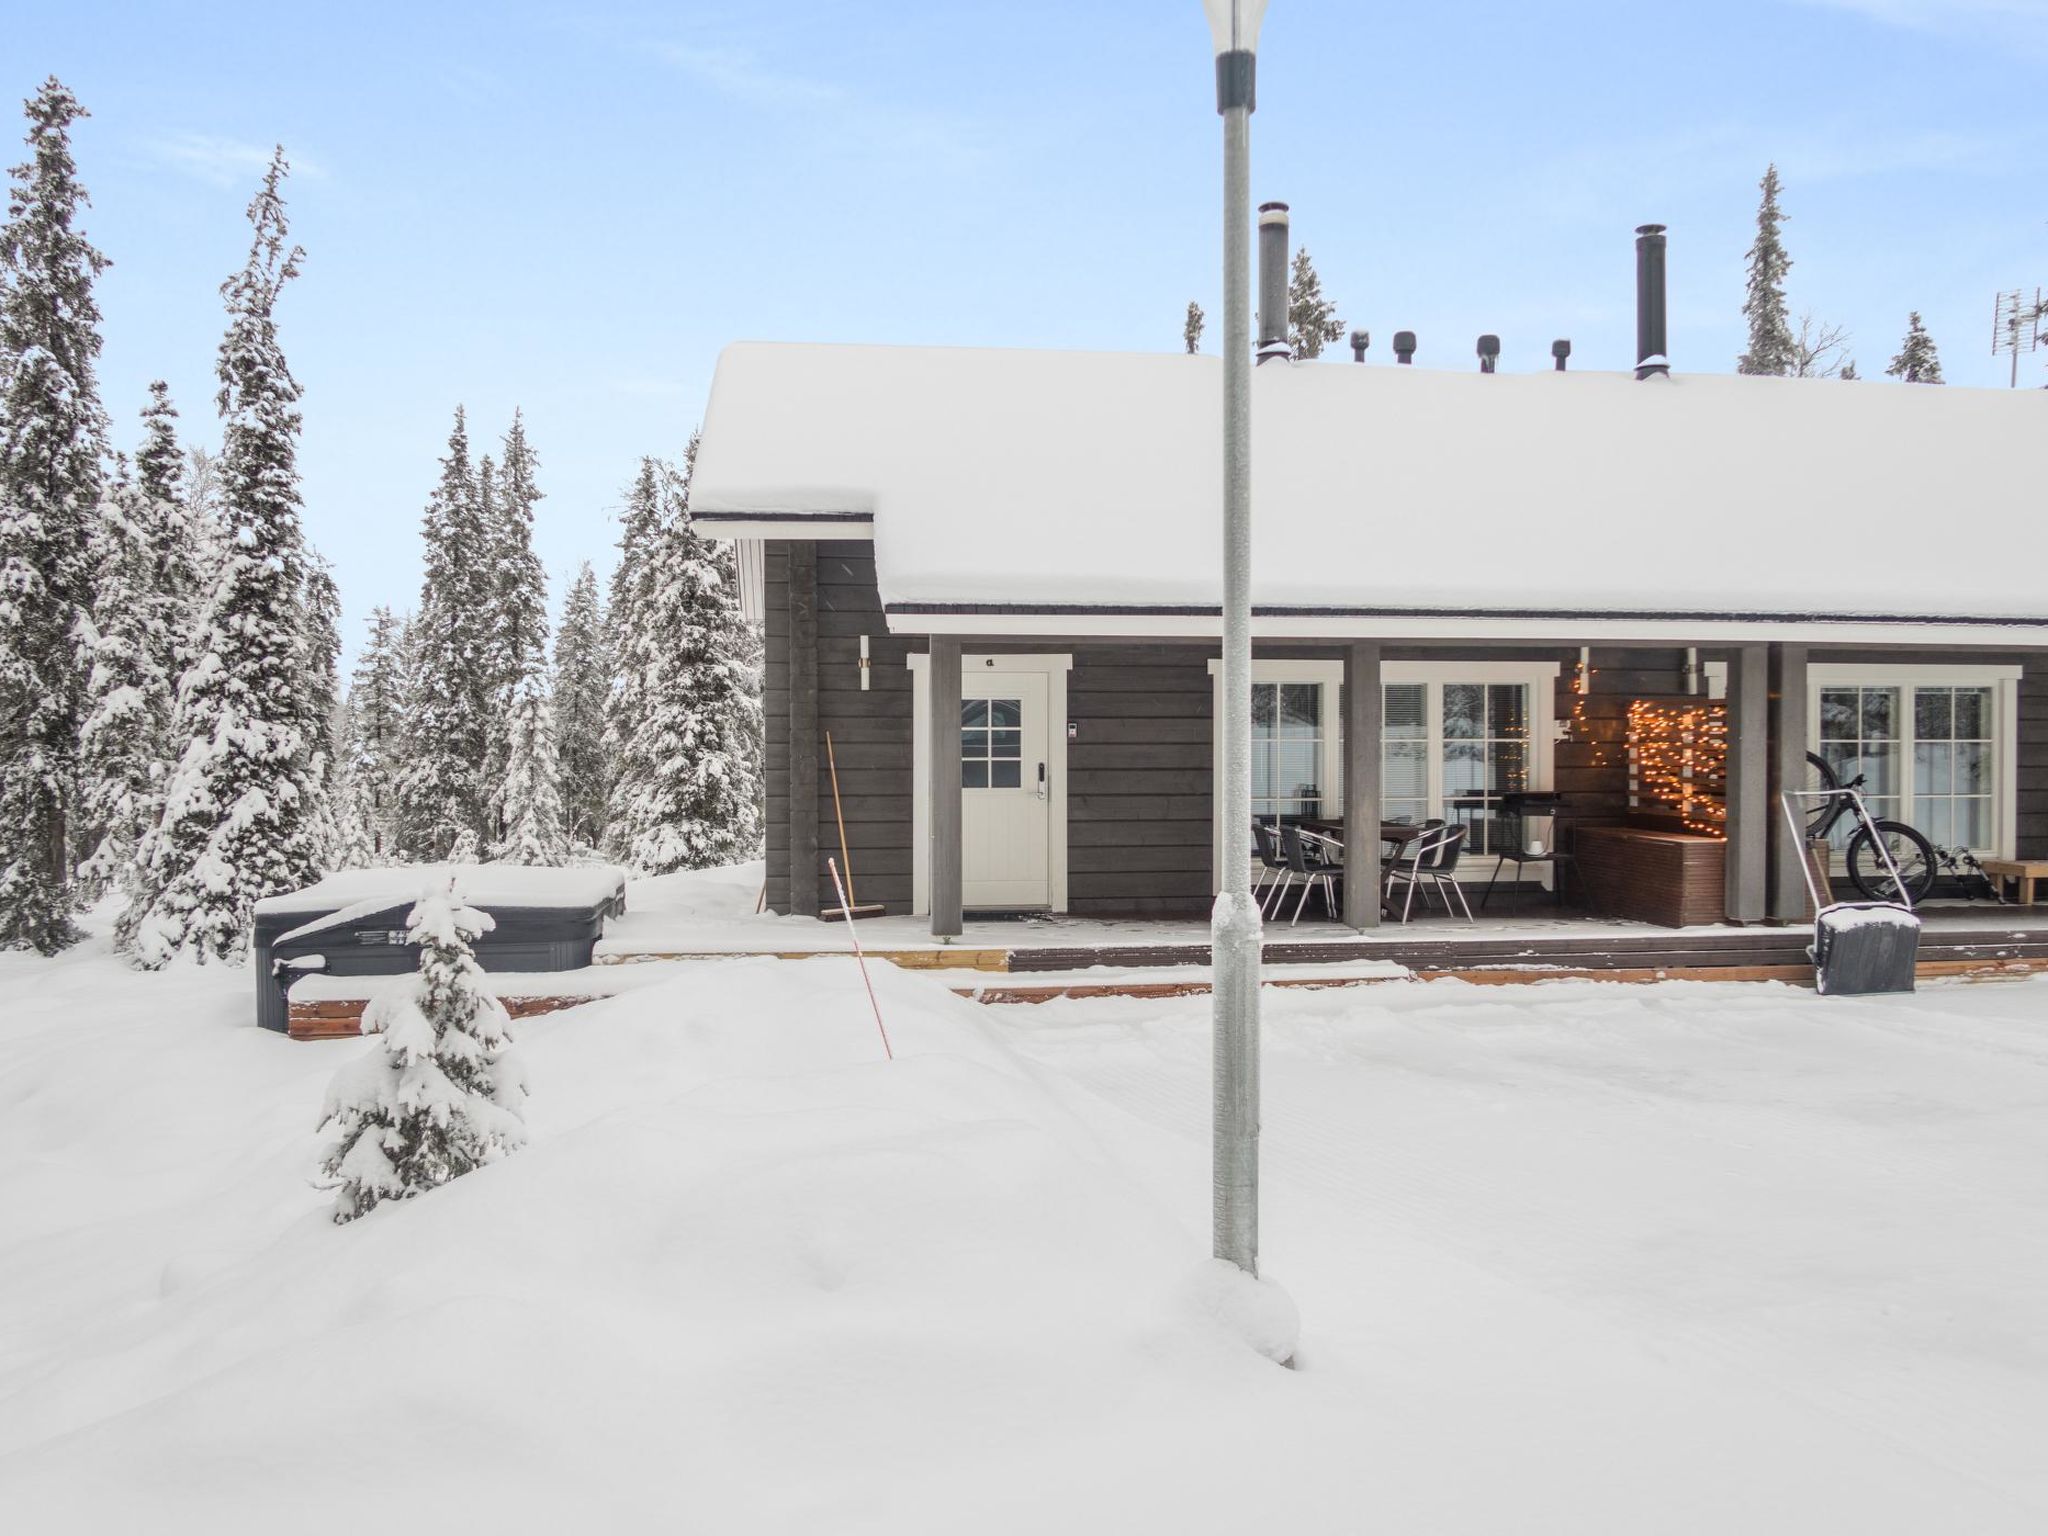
top-left (1991, 288), bottom-right (2044, 387)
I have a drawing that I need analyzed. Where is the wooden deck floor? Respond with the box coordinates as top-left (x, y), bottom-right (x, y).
top-left (289, 905), bottom-right (2048, 1035)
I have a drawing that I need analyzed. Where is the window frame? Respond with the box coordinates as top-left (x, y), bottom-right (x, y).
top-left (1807, 663), bottom-right (2022, 859)
top-left (1210, 658), bottom-right (1559, 887)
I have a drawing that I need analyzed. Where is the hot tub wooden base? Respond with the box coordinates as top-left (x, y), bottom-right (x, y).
top-left (1574, 826), bottom-right (1728, 928)
top-left (1574, 825), bottom-right (1827, 928)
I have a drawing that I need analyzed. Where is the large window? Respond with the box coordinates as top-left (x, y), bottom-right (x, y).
top-left (1387, 680), bottom-right (1533, 856)
top-left (1812, 668), bottom-right (2013, 856)
top-left (1215, 660), bottom-right (1556, 873)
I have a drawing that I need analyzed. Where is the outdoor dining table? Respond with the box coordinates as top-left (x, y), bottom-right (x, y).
top-left (1297, 817), bottom-right (1429, 851)
top-left (1293, 818), bottom-right (1433, 922)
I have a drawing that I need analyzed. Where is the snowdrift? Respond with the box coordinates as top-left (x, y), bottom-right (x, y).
top-left (0, 953), bottom-right (1283, 1532)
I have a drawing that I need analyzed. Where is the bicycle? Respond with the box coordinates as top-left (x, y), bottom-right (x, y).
top-left (1800, 752), bottom-right (1939, 905)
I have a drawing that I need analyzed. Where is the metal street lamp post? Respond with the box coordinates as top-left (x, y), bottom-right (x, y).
top-left (1203, 0), bottom-right (1267, 1277)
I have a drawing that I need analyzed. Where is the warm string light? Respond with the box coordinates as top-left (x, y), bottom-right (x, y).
top-left (1627, 699), bottom-right (1728, 836)
top-left (1564, 659), bottom-right (1617, 766)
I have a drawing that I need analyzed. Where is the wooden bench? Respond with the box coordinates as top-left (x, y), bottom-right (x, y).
top-left (1978, 859), bottom-right (2048, 907)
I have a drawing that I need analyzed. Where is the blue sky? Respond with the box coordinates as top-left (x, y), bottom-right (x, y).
top-left (14, 1), bottom-right (2048, 658)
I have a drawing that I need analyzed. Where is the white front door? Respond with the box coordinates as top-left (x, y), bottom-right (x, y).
top-left (959, 674), bottom-right (1051, 908)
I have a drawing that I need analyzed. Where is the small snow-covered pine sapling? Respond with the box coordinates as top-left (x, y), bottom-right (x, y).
top-left (316, 882), bottom-right (527, 1223)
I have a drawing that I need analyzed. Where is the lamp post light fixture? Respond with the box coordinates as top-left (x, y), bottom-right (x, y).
top-left (1203, 0), bottom-right (1268, 1279)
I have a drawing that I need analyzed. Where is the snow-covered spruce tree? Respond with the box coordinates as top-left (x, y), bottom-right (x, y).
top-left (603, 446), bottom-right (764, 871)
top-left (343, 605), bottom-right (404, 859)
top-left (76, 454), bottom-right (157, 908)
top-left (298, 550), bottom-right (344, 865)
top-left (1738, 163), bottom-right (1795, 377)
top-left (1286, 247), bottom-right (1343, 360)
top-left (552, 561), bottom-right (610, 849)
top-left (326, 696), bottom-right (375, 870)
top-left (598, 457), bottom-right (667, 849)
top-left (493, 412), bottom-right (548, 693)
top-left (132, 148), bottom-right (325, 967)
top-left (482, 412), bottom-right (549, 837)
top-left (498, 670), bottom-right (567, 865)
top-left (1184, 300), bottom-right (1205, 354)
top-left (0, 78), bottom-right (110, 953)
top-left (316, 880), bottom-right (527, 1223)
top-left (1886, 312), bottom-right (1945, 384)
top-left (91, 384), bottom-right (205, 948)
top-left (77, 389), bottom-right (203, 926)
top-left (394, 407), bottom-right (494, 858)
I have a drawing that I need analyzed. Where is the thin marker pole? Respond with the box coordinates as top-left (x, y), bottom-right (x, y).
top-left (828, 856), bottom-right (892, 1060)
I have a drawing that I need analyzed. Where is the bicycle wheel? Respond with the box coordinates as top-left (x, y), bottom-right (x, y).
top-left (1844, 820), bottom-right (1937, 905)
top-left (1802, 752), bottom-right (1841, 838)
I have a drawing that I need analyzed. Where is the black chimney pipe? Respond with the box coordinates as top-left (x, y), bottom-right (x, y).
top-left (1552, 338), bottom-right (1572, 371)
top-left (1257, 202), bottom-right (1290, 363)
top-left (1635, 223), bottom-right (1669, 380)
top-left (1477, 334), bottom-right (1500, 374)
top-left (1349, 329), bottom-right (1370, 362)
top-left (1393, 330), bottom-right (1416, 365)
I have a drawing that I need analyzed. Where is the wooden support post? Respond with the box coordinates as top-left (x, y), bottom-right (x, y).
top-left (787, 542), bottom-right (820, 918)
top-left (1342, 642), bottom-right (1383, 929)
top-left (928, 638), bottom-right (963, 938)
top-left (1765, 642), bottom-right (1811, 923)
top-left (1724, 644), bottom-right (1769, 923)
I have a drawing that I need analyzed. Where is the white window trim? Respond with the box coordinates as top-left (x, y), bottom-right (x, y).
top-left (1208, 659), bottom-right (1559, 888)
top-left (908, 653), bottom-right (1072, 917)
top-left (1808, 663), bottom-right (2022, 860)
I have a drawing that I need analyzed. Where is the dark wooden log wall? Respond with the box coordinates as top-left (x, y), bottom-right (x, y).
top-left (763, 541), bottom-right (917, 915)
top-left (2022, 656), bottom-right (2047, 860)
top-left (762, 542), bottom-right (1216, 917)
top-left (1551, 648), bottom-right (1690, 853)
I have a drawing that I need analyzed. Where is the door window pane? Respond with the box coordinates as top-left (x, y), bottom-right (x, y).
top-left (961, 696), bottom-right (1024, 792)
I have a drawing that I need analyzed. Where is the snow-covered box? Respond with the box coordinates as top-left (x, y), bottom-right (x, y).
top-left (251, 866), bottom-right (629, 1033)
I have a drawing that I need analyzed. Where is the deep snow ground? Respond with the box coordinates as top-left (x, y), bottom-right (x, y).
top-left (2, 894), bottom-right (2046, 1533)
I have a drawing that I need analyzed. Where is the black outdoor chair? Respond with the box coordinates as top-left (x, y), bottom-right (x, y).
top-left (1251, 821), bottom-right (1290, 916)
top-left (1384, 824), bottom-right (1474, 923)
top-left (1280, 824), bottom-right (1342, 926)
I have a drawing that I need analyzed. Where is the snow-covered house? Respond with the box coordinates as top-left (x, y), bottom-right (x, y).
top-left (689, 231), bottom-right (2048, 937)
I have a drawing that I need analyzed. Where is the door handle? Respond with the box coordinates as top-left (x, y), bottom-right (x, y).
top-left (1036, 762), bottom-right (1047, 800)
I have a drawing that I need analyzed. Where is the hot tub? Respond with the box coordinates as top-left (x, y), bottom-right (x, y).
top-left (251, 865), bottom-right (629, 1034)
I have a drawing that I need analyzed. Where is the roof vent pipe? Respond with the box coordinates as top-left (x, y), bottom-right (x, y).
top-left (1634, 223), bottom-right (1670, 380)
top-left (1552, 338), bottom-right (1572, 371)
top-left (1477, 334), bottom-right (1500, 374)
top-left (1257, 202), bottom-right (1290, 363)
top-left (1349, 329), bottom-right (1370, 362)
top-left (1393, 330), bottom-right (1416, 365)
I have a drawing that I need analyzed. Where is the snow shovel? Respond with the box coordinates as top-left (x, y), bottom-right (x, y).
top-left (821, 732), bottom-right (885, 920)
top-left (1779, 788), bottom-right (1920, 996)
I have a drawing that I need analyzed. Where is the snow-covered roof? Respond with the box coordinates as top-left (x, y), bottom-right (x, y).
top-left (255, 864), bottom-right (628, 920)
top-left (690, 342), bottom-right (2048, 644)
